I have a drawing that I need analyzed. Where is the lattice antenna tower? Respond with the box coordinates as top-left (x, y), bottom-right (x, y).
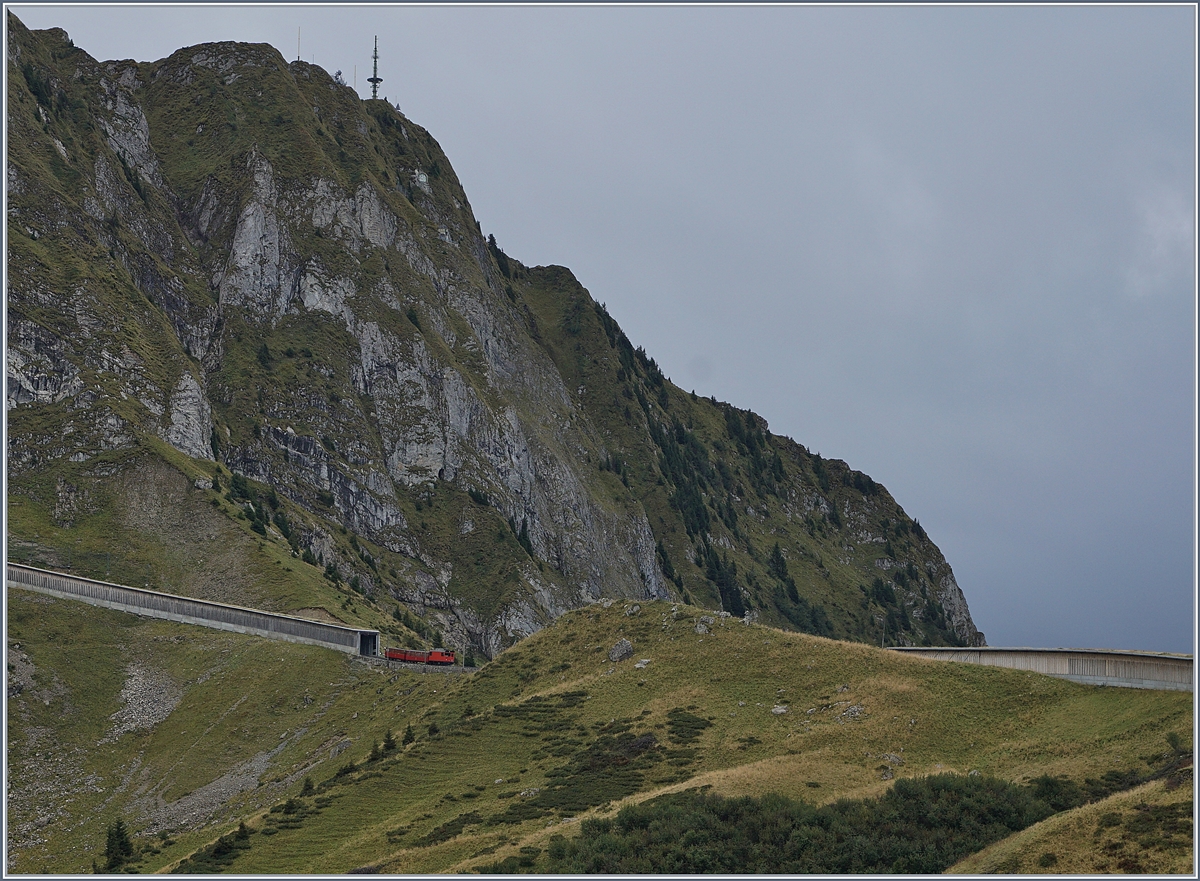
top-left (367, 35), bottom-right (383, 99)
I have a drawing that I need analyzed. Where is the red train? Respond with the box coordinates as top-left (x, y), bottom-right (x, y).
top-left (385, 647), bottom-right (456, 665)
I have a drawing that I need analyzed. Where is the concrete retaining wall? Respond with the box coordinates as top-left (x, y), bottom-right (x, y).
top-left (888, 646), bottom-right (1192, 692)
top-left (7, 564), bottom-right (379, 656)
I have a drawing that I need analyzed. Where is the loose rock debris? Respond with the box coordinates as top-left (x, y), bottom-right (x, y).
top-left (101, 663), bottom-right (181, 743)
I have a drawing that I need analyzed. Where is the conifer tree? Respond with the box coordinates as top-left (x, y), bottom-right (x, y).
top-left (105, 819), bottom-right (133, 870)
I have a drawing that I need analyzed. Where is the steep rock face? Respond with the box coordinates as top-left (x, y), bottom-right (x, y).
top-left (935, 571), bottom-right (980, 645)
top-left (6, 317), bottom-right (84, 408)
top-left (199, 145), bottom-right (667, 615)
top-left (218, 150), bottom-right (291, 318)
top-left (162, 372), bottom-right (213, 461)
top-left (5, 17), bottom-right (984, 654)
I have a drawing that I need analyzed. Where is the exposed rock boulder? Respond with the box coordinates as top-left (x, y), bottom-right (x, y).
top-left (608, 638), bottom-right (634, 662)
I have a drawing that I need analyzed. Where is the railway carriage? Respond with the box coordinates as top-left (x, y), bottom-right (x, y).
top-left (385, 647), bottom-right (456, 665)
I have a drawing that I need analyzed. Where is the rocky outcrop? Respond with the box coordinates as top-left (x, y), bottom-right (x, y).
top-left (218, 150), bottom-right (292, 318)
top-left (307, 179), bottom-right (398, 252)
top-left (97, 63), bottom-right (163, 189)
top-left (163, 372), bottom-right (213, 461)
top-left (6, 319), bottom-right (83, 409)
top-left (936, 571), bottom-right (986, 647)
top-left (608, 638), bottom-right (634, 662)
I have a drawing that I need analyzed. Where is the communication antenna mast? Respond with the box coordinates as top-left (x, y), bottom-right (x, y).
top-left (367, 35), bottom-right (383, 99)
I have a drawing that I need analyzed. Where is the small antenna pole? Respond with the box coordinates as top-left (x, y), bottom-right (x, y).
top-left (368, 35), bottom-right (383, 100)
top-left (297, 27), bottom-right (300, 62)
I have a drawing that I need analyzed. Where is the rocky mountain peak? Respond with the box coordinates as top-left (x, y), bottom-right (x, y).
top-left (6, 15), bottom-right (984, 657)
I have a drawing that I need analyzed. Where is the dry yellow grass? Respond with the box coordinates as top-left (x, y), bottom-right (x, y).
top-left (947, 776), bottom-right (1194, 874)
top-left (357, 608), bottom-right (1193, 873)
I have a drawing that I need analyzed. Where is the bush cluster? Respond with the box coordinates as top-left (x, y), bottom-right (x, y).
top-left (545, 774), bottom-right (1054, 874)
top-left (171, 822), bottom-right (251, 874)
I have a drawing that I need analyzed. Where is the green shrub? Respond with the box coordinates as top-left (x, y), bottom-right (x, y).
top-left (170, 822), bottom-right (253, 873)
top-left (229, 473), bottom-right (251, 500)
top-left (416, 811), bottom-right (482, 847)
top-left (546, 774), bottom-right (1057, 874)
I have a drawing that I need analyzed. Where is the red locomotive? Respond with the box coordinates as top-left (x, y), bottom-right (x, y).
top-left (385, 647), bottom-right (456, 665)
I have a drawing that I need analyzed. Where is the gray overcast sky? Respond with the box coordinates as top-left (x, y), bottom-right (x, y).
top-left (9, 4), bottom-right (1197, 653)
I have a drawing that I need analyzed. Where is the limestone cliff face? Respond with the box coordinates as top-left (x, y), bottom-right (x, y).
top-left (5, 17), bottom-right (984, 654)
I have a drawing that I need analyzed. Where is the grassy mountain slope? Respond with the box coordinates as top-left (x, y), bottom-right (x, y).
top-left (947, 776), bottom-right (1194, 874)
top-left (5, 589), bottom-right (1189, 874)
top-left (7, 13), bottom-right (981, 664)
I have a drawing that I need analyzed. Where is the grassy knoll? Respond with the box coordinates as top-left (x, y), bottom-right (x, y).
top-left (948, 775), bottom-right (1194, 874)
top-left (5, 591), bottom-right (1191, 872)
